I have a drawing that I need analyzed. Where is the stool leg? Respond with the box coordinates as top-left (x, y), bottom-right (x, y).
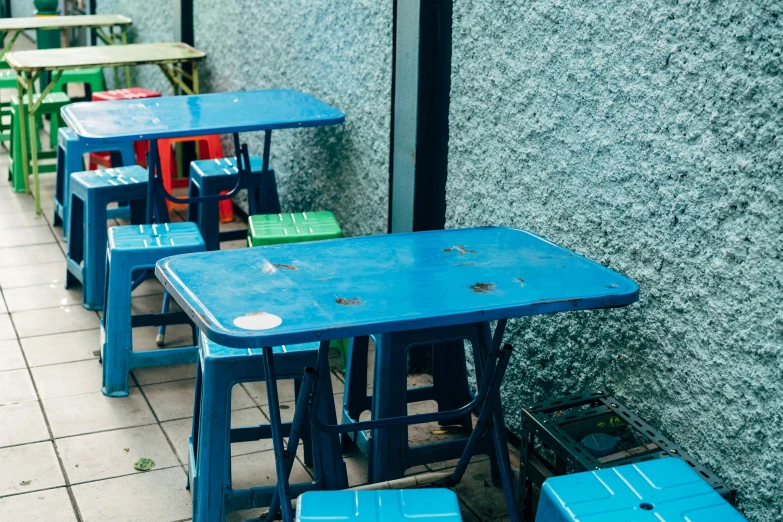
top-left (198, 178), bottom-right (220, 251)
top-left (156, 291), bottom-right (171, 346)
top-left (54, 142), bottom-right (65, 227)
top-left (83, 194), bottom-right (109, 310)
top-left (342, 336), bottom-right (371, 449)
top-left (432, 340), bottom-right (474, 430)
top-left (65, 193), bottom-right (84, 290)
top-left (369, 333), bottom-right (409, 482)
top-left (101, 259), bottom-right (134, 397)
top-left (192, 358), bottom-right (230, 522)
top-left (186, 176), bottom-right (200, 223)
top-left (62, 141), bottom-right (84, 238)
top-left (259, 167), bottom-right (281, 214)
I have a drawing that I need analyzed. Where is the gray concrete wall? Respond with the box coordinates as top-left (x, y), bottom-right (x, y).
top-left (10, 0), bottom-right (34, 20)
top-left (192, 0), bottom-right (391, 236)
top-left (95, 0), bottom-right (175, 95)
top-left (447, 1), bottom-right (782, 520)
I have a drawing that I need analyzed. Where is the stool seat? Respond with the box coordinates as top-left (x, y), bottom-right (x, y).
top-left (249, 212), bottom-right (342, 246)
top-left (71, 166), bottom-right (147, 193)
top-left (192, 156), bottom-right (263, 177)
top-left (109, 221), bottom-right (204, 252)
top-left (536, 459), bottom-right (746, 522)
top-left (296, 490), bottom-right (463, 522)
top-left (92, 87), bottom-right (161, 101)
top-left (10, 91), bottom-right (71, 106)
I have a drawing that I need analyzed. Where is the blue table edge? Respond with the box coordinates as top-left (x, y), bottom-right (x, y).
top-left (60, 90), bottom-right (346, 143)
top-left (155, 228), bottom-right (640, 349)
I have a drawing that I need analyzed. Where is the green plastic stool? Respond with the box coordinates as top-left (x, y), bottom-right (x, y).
top-left (53, 67), bottom-right (106, 99)
top-left (0, 69), bottom-right (18, 145)
top-left (8, 92), bottom-right (71, 193)
top-left (248, 211), bottom-right (349, 368)
top-left (248, 211), bottom-right (343, 246)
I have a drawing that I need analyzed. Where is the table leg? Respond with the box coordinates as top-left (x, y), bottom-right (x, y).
top-left (15, 74), bottom-right (30, 195)
top-left (266, 367), bottom-right (316, 522)
top-left (261, 345), bottom-right (294, 522)
top-left (310, 340), bottom-right (349, 489)
top-left (112, 27), bottom-right (120, 89)
top-left (191, 60), bottom-right (199, 94)
top-left (120, 26), bottom-right (132, 89)
top-left (26, 75), bottom-right (40, 213)
top-left (0, 30), bottom-right (21, 63)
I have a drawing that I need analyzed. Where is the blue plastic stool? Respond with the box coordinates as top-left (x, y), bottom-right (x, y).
top-left (343, 324), bottom-right (499, 483)
top-left (54, 127), bottom-right (137, 236)
top-left (536, 459), bottom-right (747, 522)
top-left (101, 222), bottom-right (204, 397)
top-left (187, 155), bottom-right (280, 251)
top-left (65, 166), bottom-right (148, 310)
top-left (296, 489), bottom-right (463, 522)
top-left (190, 334), bottom-right (348, 521)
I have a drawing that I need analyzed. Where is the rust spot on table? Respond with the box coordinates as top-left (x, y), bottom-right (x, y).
top-left (335, 297), bottom-right (363, 306)
top-left (444, 244), bottom-right (476, 255)
top-left (470, 283), bottom-right (495, 293)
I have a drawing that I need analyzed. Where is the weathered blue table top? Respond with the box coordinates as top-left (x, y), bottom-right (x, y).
top-left (155, 227), bottom-right (639, 348)
top-left (61, 89), bottom-right (345, 145)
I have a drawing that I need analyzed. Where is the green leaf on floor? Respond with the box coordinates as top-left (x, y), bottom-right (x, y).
top-left (133, 458), bottom-right (155, 472)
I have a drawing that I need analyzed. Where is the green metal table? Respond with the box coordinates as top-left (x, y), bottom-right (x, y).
top-left (0, 15), bottom-right (132, 63)
top-left (5, 42), bottom-right (206, 214)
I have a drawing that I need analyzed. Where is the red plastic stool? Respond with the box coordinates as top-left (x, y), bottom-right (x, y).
top-left (89, 88), bottom-right (162, 169)
top-left (158, 135), bottom-right (233, 221)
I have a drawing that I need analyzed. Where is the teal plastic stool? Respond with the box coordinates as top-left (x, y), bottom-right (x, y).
top-left (189, 334), bottom-right (347, 522)
top-left (100, 222), bottom-right (204, 397)
top-left (536, 459), bottom-right (746, 521)
top-left (65, 166), bottom-right (148, 310)
top-left (297, 490), bottom-right (463, 522)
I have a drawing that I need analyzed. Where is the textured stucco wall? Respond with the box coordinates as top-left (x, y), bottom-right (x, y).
top-left (448, 1), bottom-right (782, 520)
top-left (192, 0), bottom-right (391, 236)
top-left (95, 0), bottom-right (174, 95)
top-left (11, 0), bottom-right (34, 20)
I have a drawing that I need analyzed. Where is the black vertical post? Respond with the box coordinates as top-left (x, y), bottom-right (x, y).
top-left (173, 0), bottom-right (197, 174)
top-left (388, 0), bottom-right (453, 234)
top-left (89, 0), bottom-right (97, 45)
top-left (413, 0), bottom-right (452, 232)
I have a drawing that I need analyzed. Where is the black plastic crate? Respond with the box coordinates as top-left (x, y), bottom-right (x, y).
top-left (519, 390), bottom-right (735, 518)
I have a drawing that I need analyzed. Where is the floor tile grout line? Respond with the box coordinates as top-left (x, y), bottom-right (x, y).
top-left (0, 465), bottom-right (185, 501)
top-left (6, 312), bottom-right (85, 522)
top-left (131, 368), bottom-right (191, 472)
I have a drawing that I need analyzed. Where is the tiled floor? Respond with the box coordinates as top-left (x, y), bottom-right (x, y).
top-left (0, 44), bottom-right (518, 522)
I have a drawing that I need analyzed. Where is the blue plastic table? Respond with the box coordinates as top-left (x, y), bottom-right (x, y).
top-left (155, 226), bottom-right (639, 522)
top-left (61, 89), bottom-right (345, 220)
